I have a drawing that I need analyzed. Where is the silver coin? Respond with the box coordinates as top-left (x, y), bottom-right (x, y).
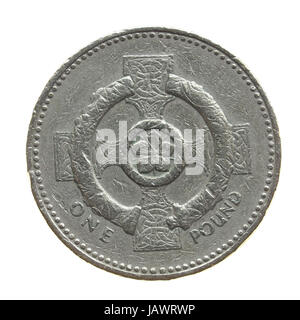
top-left (27, 28), bottom-right (281, 280)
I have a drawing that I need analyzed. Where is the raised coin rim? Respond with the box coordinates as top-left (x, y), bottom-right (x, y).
top-left (26, 27), bottom-right (281, 280)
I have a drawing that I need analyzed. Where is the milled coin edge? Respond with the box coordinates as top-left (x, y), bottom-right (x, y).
top-left (26, 27), bottom-right (281, 280)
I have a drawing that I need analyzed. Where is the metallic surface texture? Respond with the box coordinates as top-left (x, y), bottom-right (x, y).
top-left (27, 28), bottom-right (281, 279)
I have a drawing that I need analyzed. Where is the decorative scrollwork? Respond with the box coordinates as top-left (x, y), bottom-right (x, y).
top-left (70, 77), bottom-right (141, 235)
top-left (165, 74), bottom-right (234, 230)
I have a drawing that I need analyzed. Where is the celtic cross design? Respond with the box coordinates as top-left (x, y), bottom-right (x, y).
top-left (55, 55), bottom-right (251, 252)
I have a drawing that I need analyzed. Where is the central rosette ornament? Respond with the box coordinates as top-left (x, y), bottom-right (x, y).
top-left (122, 119), bottom-right (185, 187)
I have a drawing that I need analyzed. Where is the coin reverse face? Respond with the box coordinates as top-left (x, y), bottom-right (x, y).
top-left (27, 28), bottom-right (280, 279)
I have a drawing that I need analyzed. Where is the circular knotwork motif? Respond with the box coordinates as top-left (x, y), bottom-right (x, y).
top-left (121, 119), bottom-right (185, 187)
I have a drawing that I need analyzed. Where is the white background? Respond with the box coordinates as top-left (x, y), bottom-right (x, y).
top-left (0, 0), bottom-right (299, 300)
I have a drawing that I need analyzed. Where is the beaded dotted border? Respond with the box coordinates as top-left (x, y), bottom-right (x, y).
top-left (30, 31), bottom-right (277, 277)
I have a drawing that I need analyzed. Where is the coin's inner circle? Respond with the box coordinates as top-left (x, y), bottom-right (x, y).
top-left (121, 119), bottom-right (185, 187)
